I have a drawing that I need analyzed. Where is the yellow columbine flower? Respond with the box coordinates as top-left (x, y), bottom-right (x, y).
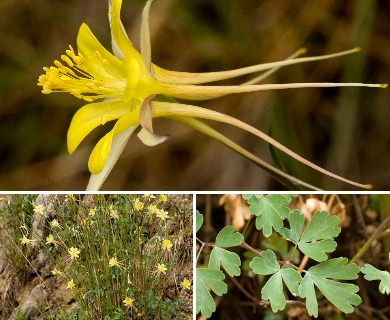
top-left (20, 235), bottom-right (34, 246)
top-left (123, 297), bottom-right (134, 307)
top-left (109, 256), bottom-right (119, 268)
top-left (148, 204), bottom-right (158, 215)
top-left (51, 268), bottom-right (64, 276)
top-left (88, 208), bottom-right (96, 217)
top-left (158, 194), bottom-right (167, 203)
top-left (67, 279), bottom-right (75, 289)
top-left (38, 0), bottom-right (386, 190)
top-left (49, 219), bottom-right (61, 229)
top-left (68, 247), bottom-right (80, 260)
top-left (33, 204), bottom-right (45, 215)
top-left (156, 209), bottom-right (169, 221)
top-left (66, 194), bottom-right (76, 202)
top-left (109, 204), bottom-right (119, 219)
top-left (46, 234), bottom-right (58, 246)
top-left (181, 278), bottom-right (191, 290)
top-left (157, 263), bottom-right (167, 275)
top-left (162, 239), bottom-right (173, 251)
top-left (133, 198), bottom-right (144, 211)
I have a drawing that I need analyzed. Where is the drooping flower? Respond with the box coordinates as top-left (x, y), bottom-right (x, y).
top-left (123, 296), bottom-right (134, 307)
top-left (68, 247), bottom-right (80, 260)
top-left (38, 0), bottom-right (387, 190)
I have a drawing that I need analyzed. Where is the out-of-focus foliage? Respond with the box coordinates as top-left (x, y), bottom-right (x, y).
top-left (1, 0), bottom-right (389, 190)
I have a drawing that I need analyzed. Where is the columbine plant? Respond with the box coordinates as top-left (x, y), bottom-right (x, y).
top-left (38, 0), bottom-right (387, 190)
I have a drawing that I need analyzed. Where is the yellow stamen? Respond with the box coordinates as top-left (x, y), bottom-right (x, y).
top-left (38, 46), bottom-right (128, 101)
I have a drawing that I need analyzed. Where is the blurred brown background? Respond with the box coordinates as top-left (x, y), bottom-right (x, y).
top-left (0, 0), bottom-right (389, 191)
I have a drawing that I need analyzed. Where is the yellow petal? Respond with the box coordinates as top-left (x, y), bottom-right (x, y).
top-left (67, 99), bottom-right (138, 154)
top-left (88, 108), bottom-right (140, 174)
top-left (110, 0), bottom-right (143, 62)
top-left (140, 0), bottom-right (154, 77)
top-left (88, 130), bottom-right (115, 174)
top-left (87, 126), bottom-right (138, 190)
top-left (77, 23), bottom-right (123, 77)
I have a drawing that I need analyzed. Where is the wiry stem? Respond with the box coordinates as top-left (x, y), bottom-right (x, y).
top-left (349, 214), bottom-right (390, 264)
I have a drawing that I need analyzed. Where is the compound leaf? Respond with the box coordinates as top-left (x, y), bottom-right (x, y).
top-left (242, 194), bottom-right (294, 237)
top-left (298, 258), bottom-right (361, 317)
top-left (196, 210), bottom-right (203, 232)
top-left (209, 247), bottom-right (241, 277)
top-left (207, 226), bottom-right (243, 277)
top-left (196, 268), bottom-right (227, 318)
top-left (262, 232), bottom-right (300, 263)
top-left (279, 210), bottom-right (340, 262)
top-left (361, 264), bottom-right (390, 295)
top-left (250, 250), bottom-right (302, 312)
top-left (215, 226), bottom-right (244, 248)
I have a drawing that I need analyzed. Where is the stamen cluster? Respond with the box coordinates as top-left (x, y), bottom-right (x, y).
top-left (38, 45), bottom-right (124, 102)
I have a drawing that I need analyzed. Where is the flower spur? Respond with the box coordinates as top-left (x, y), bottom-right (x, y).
top-left (38, 0), bottom-right (387, 190)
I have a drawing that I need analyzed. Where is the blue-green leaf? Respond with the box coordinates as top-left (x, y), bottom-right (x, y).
top-left (209, 247), bottom-right (241, 277)
top-left (361, 264), bottom-right (390, 295)
top-left (242, 194), bottom-right (295, 237)
top-left (298, 258), bottom-right (361, 317)
top-left (249, 249), bottom-right (280, 275)
top-left (300, 210), bottom-right (341, 242)
top-left (250, 250), bottom-right (302, 312)
top-left (207, 226), bottom-right (243, 277)
top-left (278, 210), bottom-right (340, 262)
top-left (215, 226), bottom-right (244, 248)
top-left (196, 210), bottom-right (203, 232)
top-left (196, 268), bottom-right (227, 318)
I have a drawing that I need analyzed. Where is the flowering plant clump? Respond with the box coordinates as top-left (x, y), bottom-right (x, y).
top-left (0, 194), bottom-right (193, 318)
top-left (37, 0), bottom-right (387, 190)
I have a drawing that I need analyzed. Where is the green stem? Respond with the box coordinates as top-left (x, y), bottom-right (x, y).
top-left (349, 214), bottom-right (390, 264)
